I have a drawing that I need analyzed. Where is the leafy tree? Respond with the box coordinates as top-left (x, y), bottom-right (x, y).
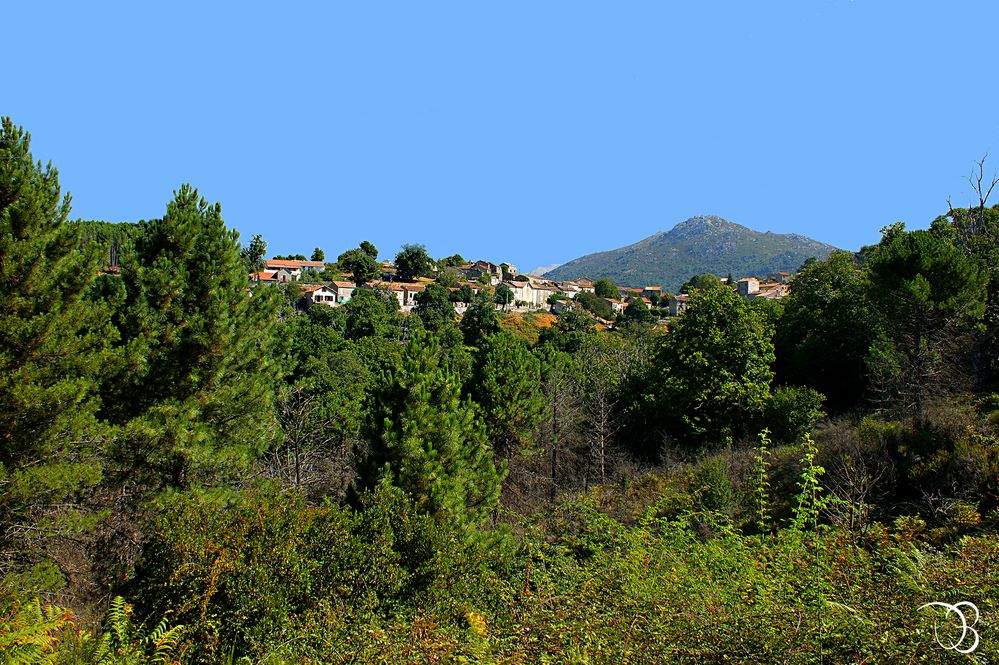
top-left (343, 287), bottom-right (402, 340)
top-left (311, 247), bottom-right (325, 262)
top-left (439, 253), bottom-right (465, 267)
top-left (359, 240), bottom-right (378, 259)
top-left (764, 386), bottom-right (825, 446)
top-left (624, 297), bottom-right (655, 323)
top-left (450, 284), bottom-right (475, 304)
top-left (575, 291), bottom-right (614, 320)
top-left (593, 278), bottom-right (619, 299)
top-left (395, 243), bottom-right (432, 282)
top-left (273, 253), bottom-right (308, 260)
top-left (436, 266), bottom-right (463, 288)
top-left (241, 233), bottom-right (267, 273)
top-left (679, 273), bottom-right (724, 293)
top-left (358, 330), bottom-right (503, 526)
top-left (538, 306), bottom-right (595, 353)
top-left (413, 282), bottom-right (456, 333)
top-left (652, 287), bottom-right (775, 447)
top-left (107, 185), bottom-right (284, 488)
top-left (460, 290), bottom-right (500, 347)
top-left (469, 333), bottom-right (545, 463)
top-left (338, 246), bottom-right (381, 286)
top-left (0, 118), bottom-right (111, 592)
top-left (865, 229), bottom-right (986, 423)
top-left (774, 252), bottom-right (874, 412)
top-left (494, 283), bottom-right (514, 310)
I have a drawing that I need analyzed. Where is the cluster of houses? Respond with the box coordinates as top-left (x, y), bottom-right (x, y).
top-left (249, 257), bottom-right (794, 318)
top-left (668, 272), bottom-right (792, 316)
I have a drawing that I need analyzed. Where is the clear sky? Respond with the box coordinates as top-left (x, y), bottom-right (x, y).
top-left (3, 1), bottom-right (997, 272)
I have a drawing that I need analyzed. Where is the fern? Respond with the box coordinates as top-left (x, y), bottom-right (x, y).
top-left (0, 596), bottom-right (74, 665)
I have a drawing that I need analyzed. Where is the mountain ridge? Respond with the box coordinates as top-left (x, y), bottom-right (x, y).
top-left (543, 215), bottom-right (839, 290)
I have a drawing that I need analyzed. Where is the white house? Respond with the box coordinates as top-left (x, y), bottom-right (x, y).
top-left (264, 259), bottom-right (325, 280)
top-left (303, 285), bottom-right (338, 307)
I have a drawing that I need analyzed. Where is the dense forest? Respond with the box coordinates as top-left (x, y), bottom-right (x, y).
top-left (2, 117), bottom-right (997, 662)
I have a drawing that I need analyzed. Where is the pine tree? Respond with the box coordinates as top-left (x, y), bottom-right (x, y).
top-left (358, 330), bottom-right (503, 526)
top-left (0, 118), bottom-right (111, 591)
top-left (107, 185), bottom-right (283, 488)
top-left (469, 332), bottom-right (545, 461)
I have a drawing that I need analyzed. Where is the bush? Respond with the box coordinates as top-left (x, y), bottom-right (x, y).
top-left (766, 385), bottom-right (825, 445)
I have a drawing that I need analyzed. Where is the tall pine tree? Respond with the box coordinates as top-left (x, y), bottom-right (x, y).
top-left (106, 185), bottom-right (283, 489)
top-left (358, 330), bottom-right (503, 526)
top-left (0, 118), bottom-right (111, 592)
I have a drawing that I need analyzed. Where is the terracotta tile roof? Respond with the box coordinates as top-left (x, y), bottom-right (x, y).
top-left (265, 259), bottom-right (325, 269)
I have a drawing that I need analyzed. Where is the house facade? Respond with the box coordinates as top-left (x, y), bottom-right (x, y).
top-left (264, 259), bottom-right (325, 280)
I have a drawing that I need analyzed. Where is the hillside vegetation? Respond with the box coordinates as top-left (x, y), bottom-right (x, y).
top-left (546, 215), bottom-right (839, 290)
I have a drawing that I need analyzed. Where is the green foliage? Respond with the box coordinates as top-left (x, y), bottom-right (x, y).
top-left (342, 287), bottom-right (402, 340)
top-left (336, 246), bottom-right (380, 286)
top-left (651, 287), bottom-right (775, 447)
top-left (240, 233), bottom-right (267, 273)
top-left (413, 282), bottom-right (456, 332)
top-left (623, 296), bottom-right (654, 323)
top-left (753, 429), bottom-right (772, 532)
top-left (393, 243), bottom-right (432, 282)
top-left (774, 251), bottom-right (874, 412)
top-left (546, 215), bottom-right (837, 290)
top-left (592, 277), bottom-right (618, 299)
top-left (438, 253), bottom-right (465, 267)
top-left (679, 272), bottom-right (724, 293)
top-left (0, 117), bottom-right (112, 593)
top-left (493, 283), bottom-right (513, 309)
top-left (358, 330), bottom-right (504, 526)
top-left (106, 185), bottom-right (284, 489)
top-left (573, 290), bottom-right (614, 319)
top-left (765, 385), bottom-right (825, 445)
top-left (866, 229), bottom-right (986, 421)
top-left (310, 247), bottom-right (324, 262)
top-left (460, 289), bottom-right (499, 347)
top-left (691, 456), bottom-right (736, 516)
top-left (450, 283), bottom-right (475, 304)
top-left (469, 332), bottom-right (545, 459)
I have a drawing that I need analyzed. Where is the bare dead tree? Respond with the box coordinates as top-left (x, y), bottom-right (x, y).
top-left (263, 384), bottom-right (355, 501)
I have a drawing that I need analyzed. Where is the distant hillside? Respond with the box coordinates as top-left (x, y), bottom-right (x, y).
top-left (544, 216), bottom-right (839, 290)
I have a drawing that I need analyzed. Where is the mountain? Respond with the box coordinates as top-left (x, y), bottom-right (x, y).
top-left (544, 215), bottom-right (839, 291)
top-left (530, 263), bottom-right (562, 276)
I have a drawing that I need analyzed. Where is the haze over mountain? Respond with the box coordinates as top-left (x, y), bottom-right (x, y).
top-left (544, 216), bottom-right (840, 291)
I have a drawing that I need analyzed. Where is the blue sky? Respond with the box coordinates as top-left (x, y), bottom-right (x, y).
top-left (3, 1), bottom-right (997, 272)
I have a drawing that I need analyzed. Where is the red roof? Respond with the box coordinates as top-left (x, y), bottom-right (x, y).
top-left (265, 259), bottom-right (325, 269)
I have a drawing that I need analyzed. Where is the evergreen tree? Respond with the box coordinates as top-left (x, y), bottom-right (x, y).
top-left (107, 185), bottom-right (284, 488)
top-left (460, 290), bottom-right (500, 347)
top-left (358, 330), bottom-right (503, 526)
top-left (469, 332), bottom-right (545, 460)
top-left (0, 118), bottom-right (112, 591)
top-left (241, 234), bottom-right (267, 273)
top-left (311, 247), bottom-right (324, 262)
top-left (865, 229), bottom-right (985, 423)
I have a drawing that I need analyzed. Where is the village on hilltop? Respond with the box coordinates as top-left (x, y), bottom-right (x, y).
top-left (247, 251), bottom-right (796, 322)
